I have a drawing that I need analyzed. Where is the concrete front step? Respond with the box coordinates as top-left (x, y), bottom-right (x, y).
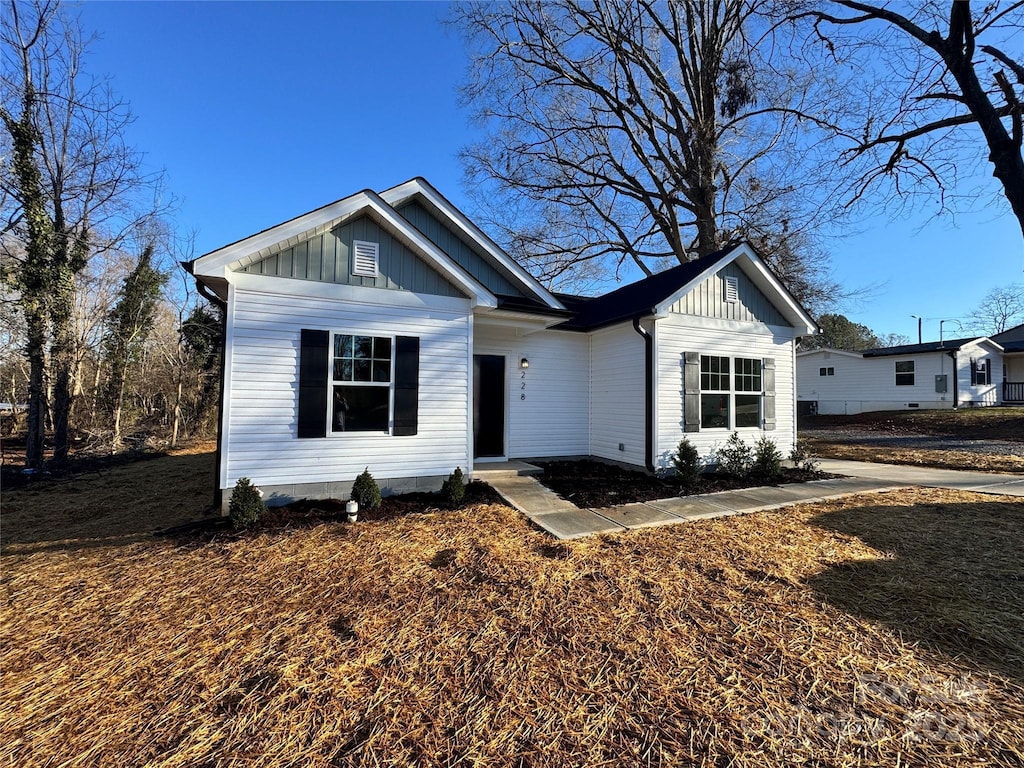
top-left (472, 461), bottom-right (543, 480)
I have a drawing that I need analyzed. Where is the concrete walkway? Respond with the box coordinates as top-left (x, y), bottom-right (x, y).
top-left (816, 459), bottom-right (1024, 497)
top-left (477, 459), bottom-right (1023, 541)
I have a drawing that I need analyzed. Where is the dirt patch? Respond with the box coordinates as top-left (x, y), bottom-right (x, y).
top-left (806, 439), bottom-right (1024, 474)
top-left (535, 459), bottom-right (832, 508)
top-left (800, 407), bottom-right (1024, 441)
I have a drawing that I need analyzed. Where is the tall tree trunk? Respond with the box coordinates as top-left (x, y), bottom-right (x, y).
top-left (171, 374), bottom-right (183, 448)
top-left (49, 264), bottom-right (76, 464)
top-left (24, 311), bottom-right (47, 469)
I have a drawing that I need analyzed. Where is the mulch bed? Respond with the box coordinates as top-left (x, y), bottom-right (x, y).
top-left (160, 480), bottom-right (506, 545)
top-left (535, 459), bottom-right (832, 508)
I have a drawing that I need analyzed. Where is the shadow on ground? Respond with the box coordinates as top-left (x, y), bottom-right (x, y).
top-left (808, 498), bottom-right (1024, 682)
top-left (2, 450), bottom-right (216, 556)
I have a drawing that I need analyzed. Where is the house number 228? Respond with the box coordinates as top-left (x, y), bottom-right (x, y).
top-left (521, 369), bottom-right (526, 400)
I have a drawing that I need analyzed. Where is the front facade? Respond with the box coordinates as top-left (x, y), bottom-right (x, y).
top-left (797, 337), bottom-right (1005, 415)
top-left (993, 322), bottom-right (1024, 404)
top-left (189, 179), bottom-right (816, 507)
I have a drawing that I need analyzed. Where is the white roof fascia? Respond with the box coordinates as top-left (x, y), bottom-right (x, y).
top-left (380, 178), bottom-right (565, 311)
top-left (191, 190), bottom-right (497, 309)
top-left (796, 348), bottom-right (865, 359)
top-left (653, 243), bottom-right (818, 336)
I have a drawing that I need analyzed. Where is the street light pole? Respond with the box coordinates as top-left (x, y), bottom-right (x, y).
top-left (911, 315), bottom-right (922, 344)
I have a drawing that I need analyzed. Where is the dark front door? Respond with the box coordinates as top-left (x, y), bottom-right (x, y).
top-left (473, 354), bottom-right (505, 458)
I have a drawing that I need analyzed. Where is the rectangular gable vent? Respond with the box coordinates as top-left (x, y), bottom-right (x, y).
top-left (723, 275), bottom-right (739, 303)
top-left (352, 240), bottom-right (379, 277)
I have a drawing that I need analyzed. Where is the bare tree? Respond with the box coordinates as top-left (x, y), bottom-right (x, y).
top-left (1, 0), bottom-right (166, 466)
top-left (453, 0), bottom-right (849, 307)
top-left (794, 0), bottom-right (1024, 240)
top-left (968, 283), bottom-right (1024, 335)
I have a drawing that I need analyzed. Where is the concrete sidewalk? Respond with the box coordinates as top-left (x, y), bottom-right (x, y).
top-left (479, 459), bottom-right (1022, 541)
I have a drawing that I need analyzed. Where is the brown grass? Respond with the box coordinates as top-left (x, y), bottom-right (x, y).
top-left (806, 439), bottom-right (1024, 474)
top-left (2, 448), bottom-right (1023, 767)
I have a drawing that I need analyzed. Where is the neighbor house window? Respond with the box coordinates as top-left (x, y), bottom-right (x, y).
top-left (700, 355), bottom-right (762, 428)
top-left (819, 367), bottom-right (835, 376)
top-left (895, 360), bottom-right (915, 386)
top-left (970, 358), bottom-right (991, 386)
top-left (332, 334), bottom-right (392, 432)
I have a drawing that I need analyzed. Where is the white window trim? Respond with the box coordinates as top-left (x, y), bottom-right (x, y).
top-left (895, 360), bottom-right (915, 387)
top-left (329, 332), bottom-right (395, 435)
top-left (700, 355), bottom-right (764, 430)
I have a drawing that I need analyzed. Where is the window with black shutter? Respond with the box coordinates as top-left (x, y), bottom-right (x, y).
top-left (297, 329), bottom-right (419, 437)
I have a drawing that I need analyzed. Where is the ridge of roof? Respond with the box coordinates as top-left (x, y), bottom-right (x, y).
top-left (861, 337), bottom-right (989, 357)
top-left (553, 247), bottom-right (734, 331)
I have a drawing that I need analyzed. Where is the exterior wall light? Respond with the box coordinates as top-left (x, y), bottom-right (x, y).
top-left (520, 358), bottom-right (529, 369)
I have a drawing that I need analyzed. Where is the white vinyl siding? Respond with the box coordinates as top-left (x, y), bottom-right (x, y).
top-left (224, 285), bottom-right (472, 489)
top-left (590, 323), bottom-right (647, 467)
top-left (656, 317), bottom-right (796, 468)
top-left (473, 324), bottom-right (590, 458)
top-left (796, 342), bottom-right (1004, 414)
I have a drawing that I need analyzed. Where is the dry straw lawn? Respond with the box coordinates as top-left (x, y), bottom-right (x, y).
top-left (2, 447), bottom-right (1023, 767)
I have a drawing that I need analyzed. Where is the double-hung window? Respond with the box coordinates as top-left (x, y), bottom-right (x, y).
top-left (970, 358), bottom-right (991, 386)
top-left (734, 358), bottom-right (762, 428)
top-left (700, 355), bottom-right (763, 429)
top-left (332, 334), bottom-right (392, 432)
top-left (895, 360), bottom-right (915, 386)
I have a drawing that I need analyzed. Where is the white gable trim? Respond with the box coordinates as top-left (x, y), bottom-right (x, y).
top-left (380, 177), bottom-right (565, 311)
top-left (796, 348), bottom-right (865, 359)
top-left (653, 242), bottom-right (817, 336)
top-left (190, 190), bottom-right (498, 309)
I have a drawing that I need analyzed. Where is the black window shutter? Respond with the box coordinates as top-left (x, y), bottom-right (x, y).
top-left (298, 329), bottom-right (329, 438)
top-left (762, 357), bottom-right (776, 431)
top-left (683, 352), bottom-right (700, 433)
top-left (393, 336), bottom-right (419, 436)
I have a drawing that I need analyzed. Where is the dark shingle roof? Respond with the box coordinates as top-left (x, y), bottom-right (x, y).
top-left (861, 337), bottom-right (986, 358)
top-left (553, 247), bottom-right (734, 331)
top-left (993, 322), bottom-right (1024, 346)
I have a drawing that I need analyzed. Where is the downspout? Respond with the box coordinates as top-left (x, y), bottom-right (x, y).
top-left (185, 262), bottom-right (229, 512)
top-left (947, 349), bottom-right (959, 409)
top-left (632, 315), bottom-right (655, 472)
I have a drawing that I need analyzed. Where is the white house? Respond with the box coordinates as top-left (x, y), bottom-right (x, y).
top-left (187, 178), bottom-right (817, 508)
top-left (994, 322), bottom-right (1024, 404)
top-left (796, 337), bottom-right (1005, 415)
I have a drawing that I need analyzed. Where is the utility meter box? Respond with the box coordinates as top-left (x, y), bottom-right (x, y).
top-left (935, 374), bottom-right (948, 393)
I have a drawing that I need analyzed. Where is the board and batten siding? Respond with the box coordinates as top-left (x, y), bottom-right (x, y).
top-left (655, 316), bottom-right (798, 468)
top-left (590, 323), bottom-right (647, 467)
top-left (796, 349), bottom-right (982, 414)
top-left (670, 262), bottom-right (786, 326)
top-left (239, 215), bottom-right (465, 299)
top-left (396, 200), bottom-right (526, 298)
top-left (956, 339), bottom-right (1002, 406)
top-left (474, 325), bottom-right (590, 458)
top-left (224, 285), bottom-right (472, 496)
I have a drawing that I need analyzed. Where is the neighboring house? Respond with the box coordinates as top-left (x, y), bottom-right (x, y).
top-left (993, 322), bottom-right (1024, 404)
top-left (187, 178), bottom-right (817, 508)
top-left (796, 337), bottom-right (1005, 415)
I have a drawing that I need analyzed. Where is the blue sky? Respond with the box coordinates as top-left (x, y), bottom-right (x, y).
top-left (76, 1), bottom-right (1019, 340)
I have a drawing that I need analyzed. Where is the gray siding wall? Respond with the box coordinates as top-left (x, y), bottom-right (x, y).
top-left (670, 263), bottom-right (786, 325)
top-left (239, 215), bottom-right (465, 299)
top-left (396, 200), bottom-right (525, 298)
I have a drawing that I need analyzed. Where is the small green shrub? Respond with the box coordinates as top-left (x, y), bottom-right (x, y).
top-left (671, 438), bottom-right (701, 488)
top-left (752, 435), bottom-right (783, 480)
top-left (351, 467), bottom-right (382, 509)
top-left (789, 440), bottom-right (820, 472)
top-left (440, 467), bottom-right (466, 509)
top-left (228, 477), bottom-right (265, 530)
top-left (716, 432), bottom-right (753, 476)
